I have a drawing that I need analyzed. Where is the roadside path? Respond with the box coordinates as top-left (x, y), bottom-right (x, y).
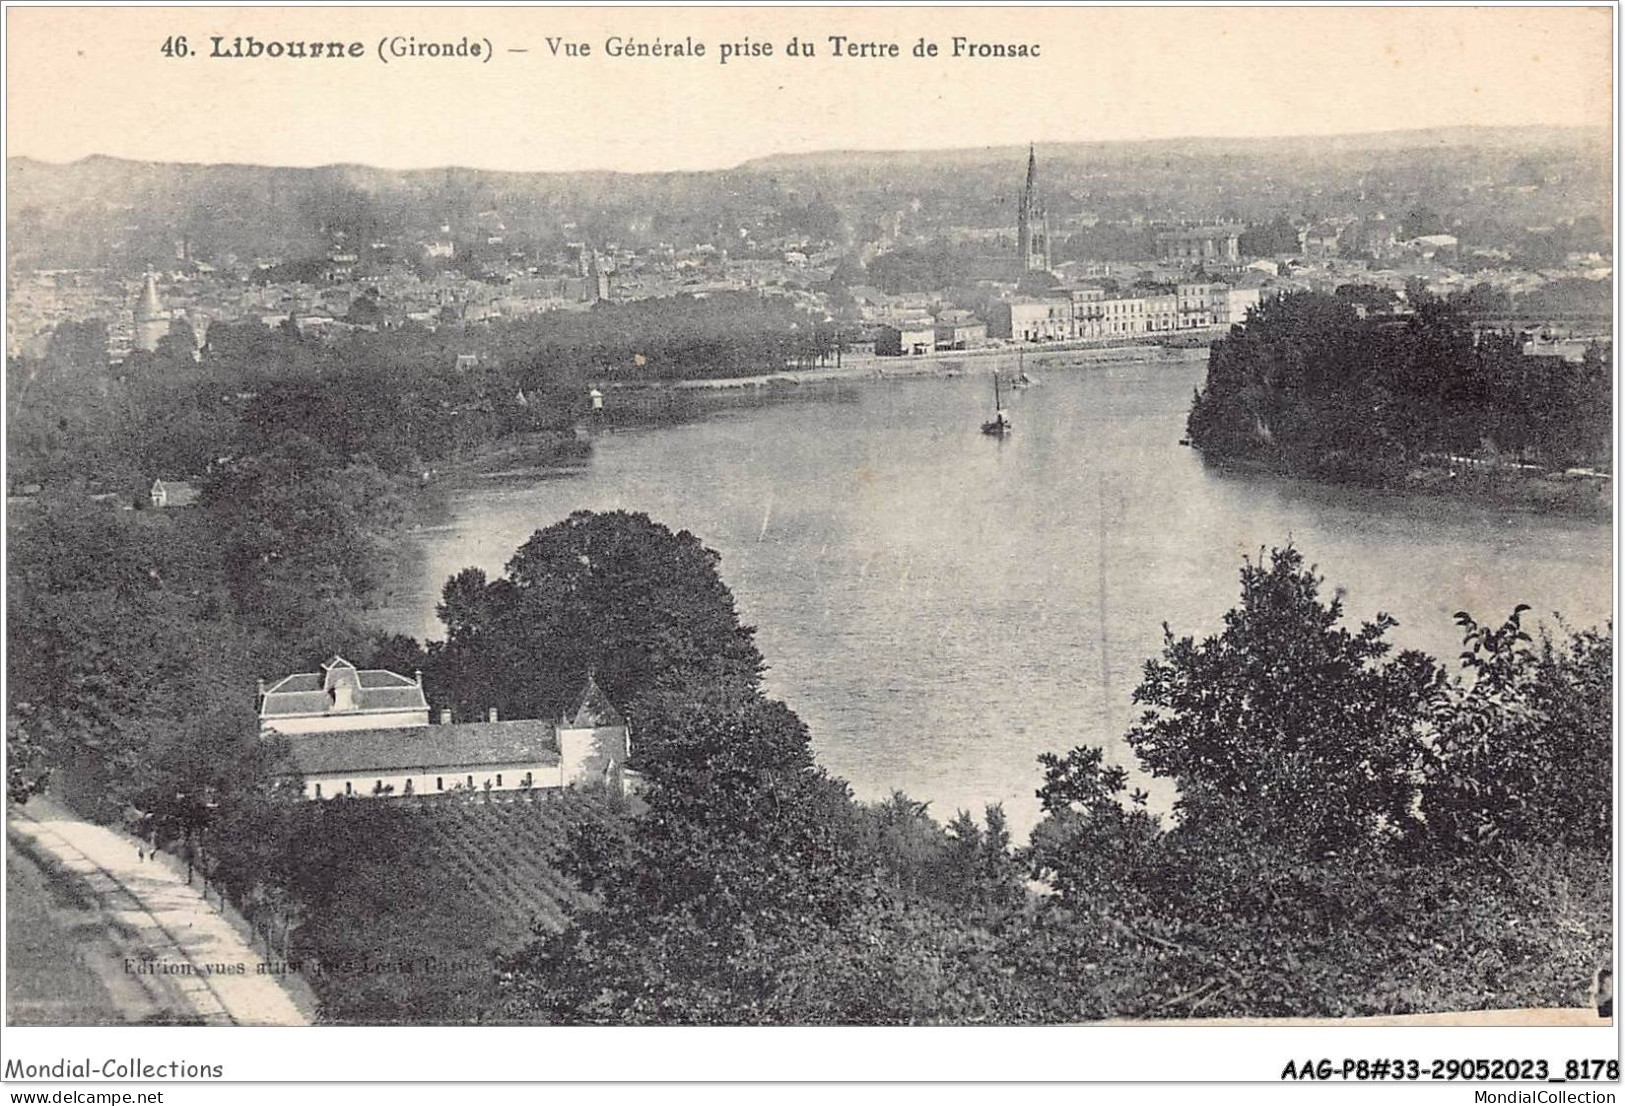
top-left (9, 807), bottom-right (308, 1026)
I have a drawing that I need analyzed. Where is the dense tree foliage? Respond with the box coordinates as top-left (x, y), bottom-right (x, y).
top-left (1127, 547), bottom-right (1441, 856)
top-left (428, 510), bottom-right (766, 742)
top-left (501, 692), bottom-right (1032, 1024)
top-left (865, 244), bottom-right (978, 295)
top-left (417, 510), bottom-right (1031, 1024)
top-left (499, 294), bottom-right (838, 381)
top-left (1013, 547), bottom-right (1612, 1021)
top-left (1334, 282), bottom-right (1401, 312)
top-left (207, 437), bottom-right (408, 662)
top-left (273, 803), bottom-right (507, 1024)
top-left (1517, 277), bottom-right (1614, 319)
top-left (8, 291), bottom-right (828, 499)
top-left (1239, 216), bottom-right (1302, 257)
top-left (1188, 293), bottom-right (1611, 484)
top-left (6, 497), bottom-right (276, 820)
top-left (1057, 224), bottom-right (1159, 263)
top-left (9, 457), bottom-right (1610, 1024)
top-left (1422, 609), bottom-right (1613, 851)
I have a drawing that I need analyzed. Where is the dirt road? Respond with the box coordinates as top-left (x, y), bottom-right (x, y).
top-left (9, 807), bottom-right (308, 1026)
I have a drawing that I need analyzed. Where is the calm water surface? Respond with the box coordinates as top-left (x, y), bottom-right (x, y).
top-left (388, 360), bottom-right (1612, 837)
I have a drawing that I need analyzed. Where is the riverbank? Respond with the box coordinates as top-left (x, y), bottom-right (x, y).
top-left (1196, 448), bottom-right (1613, 521)
top-left (608, 336), bottom-right (1212, 393)
top-left (1404, 461), bottom-right (1612, 519)
top-left (372, 430), bottom-right (592, 632)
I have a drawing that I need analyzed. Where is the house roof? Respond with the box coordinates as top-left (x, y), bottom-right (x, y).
top-left (260, 657), bottom-right (429, 719)
top-left (566, 675), bottom-right (624, 729)
top-left (151, 479), bottom-right (202, 507)
top-left (1158, 225), bottom-right (1243, 240)
top-left (286, 720), bottom-right (562, 776)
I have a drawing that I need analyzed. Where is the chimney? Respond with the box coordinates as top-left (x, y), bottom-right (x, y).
top-left (414, 669), bottom-right (423, 687)
top-left (439, 707), bottom-right (453, 725)
top-left (256, 678), bottom-right (266, 697)
top-left (488, 707), bottom-right (499, 723)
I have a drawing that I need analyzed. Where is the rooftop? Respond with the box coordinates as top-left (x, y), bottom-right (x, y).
top-left (285, 720), bottom-right (562, 776)
top-left (259, 655), bottom-right (429, 719)
top-left (566, 674), bottom-right (624, 729)
top-left (1158, 225), bottom-right (1244, 239)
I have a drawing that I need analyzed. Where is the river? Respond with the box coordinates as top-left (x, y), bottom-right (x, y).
top-left (383, 357), bottom-right (1613, 837)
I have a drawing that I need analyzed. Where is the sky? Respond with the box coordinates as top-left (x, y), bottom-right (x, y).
top-left (5, 6), bottom-right (1615, 173)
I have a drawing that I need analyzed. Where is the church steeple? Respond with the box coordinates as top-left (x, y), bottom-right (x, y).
top-left (1017, 144), bottom-right (1050, 274)
top-left (136, 273), bottom-right (163, 321)
top-left (133, 272), bottom-right (168, 353)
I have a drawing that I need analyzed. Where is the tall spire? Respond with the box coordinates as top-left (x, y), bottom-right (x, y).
top-left (1017, 143), bottom-right (1050, 274)
top-left (133, 272), bottom-right (167, 353)
top-left (135, 272), bottom-right (163, 322)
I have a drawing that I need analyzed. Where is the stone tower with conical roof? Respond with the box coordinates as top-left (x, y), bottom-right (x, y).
top-left (557, 672), bottom-right (631, 788)
top-left (133, 273), bottom-right (168, 353)
top-left (1017, 145), bottom-right (1050, 274)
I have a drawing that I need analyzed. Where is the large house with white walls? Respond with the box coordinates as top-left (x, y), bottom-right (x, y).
top-left (259, 656), bottom-right (632, 800)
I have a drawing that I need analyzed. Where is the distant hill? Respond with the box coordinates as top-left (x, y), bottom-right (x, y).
top-left (6, 125), bottom-right (1611, 272)
top-left (736, 125), bottom-right (1611, 172)
top-left (9, 124), bottom-right (1606, 184)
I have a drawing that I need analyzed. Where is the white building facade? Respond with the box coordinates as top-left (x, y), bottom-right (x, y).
top-left (259, 657), bottom-right (632, 800)
top-left (998, 282), bottom-right (1262, 342)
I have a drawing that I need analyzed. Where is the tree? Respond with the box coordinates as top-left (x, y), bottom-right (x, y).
top-left (865, 244), bottom-right (975, 294)
top-left (1125, 547), bottom-right (1440, 857)
top-left (1422, 609), bottom-right (1613, 851)
top-left (1239, 216), bottom-right (1301, 257)
top-left (153, 318), bottom-right (199, 366)
top-left (942, 804), bottom-right (1026, 922)
top-left (1401, 205), bottom-right (1448, 239)
top-left (209, 437), bottom-right (407, 657)
top-left (1026, 744), bottom-right (1164, 914)
top-left (1189, 293), bottom-right (1609, 485)
top-left (6, 714), bottom-right (52, 804)
top-left (502, 693), bottom-right (1028, 1025)
top-left (45, 319), bottom-right (111, 377)
top-left (1334, 283), bottom-right (1400, 313)
top-left (432, 511), bottom-right (765, 748)
top-left (1021, 547), bottom-right (1611, 1020)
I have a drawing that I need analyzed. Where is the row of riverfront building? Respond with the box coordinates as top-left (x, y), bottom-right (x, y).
top-left (874, 280), bottom-right (1264, 356)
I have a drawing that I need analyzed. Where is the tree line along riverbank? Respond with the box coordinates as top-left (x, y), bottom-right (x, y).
top-left (1186, 291), bottom-right (1611, 517)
